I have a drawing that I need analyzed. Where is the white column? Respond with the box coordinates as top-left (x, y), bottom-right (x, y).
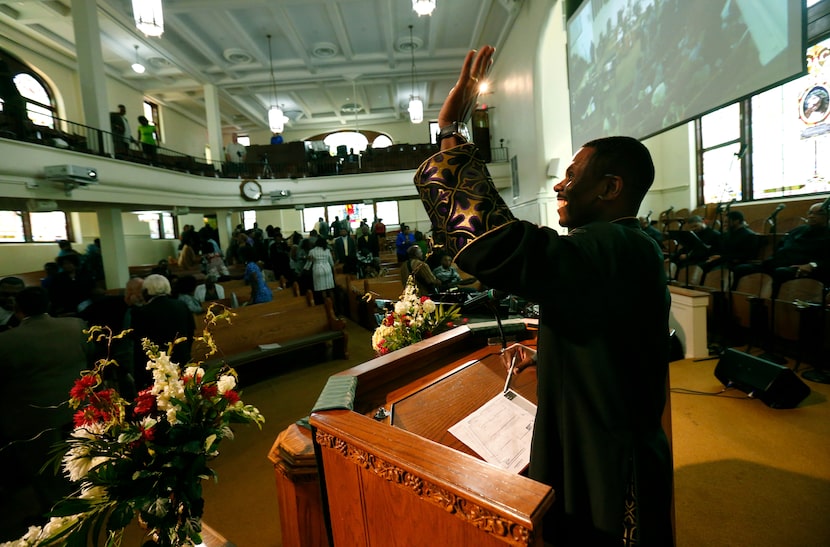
top-left (71, 0), bottom-right (110, 154)
top-left (97, 208), bottom-right (130, 290)
top-left (204, 84), bottom-right (225, 173)
top-left (215, 209), bottom-right (234, 251)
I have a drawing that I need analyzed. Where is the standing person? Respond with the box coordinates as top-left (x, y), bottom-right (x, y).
top-left (306, 236), bottom-right (336, 305)
top-left (130, 275), bottom-right (195, 389)
top-left (414, 46), bottom-right (673, 546)
top-left (0, 287), bottom-right (91, 536)
top-left (109, 104), bottom-right (132, 155)
top-left (136, 115), bottom-right (157, 163)
top-left (395, 224), bottom-right (415, 263)
top-left (334, 227), bottom-right (358, 275)
top-left (224, 133), bottom-right (247, 177)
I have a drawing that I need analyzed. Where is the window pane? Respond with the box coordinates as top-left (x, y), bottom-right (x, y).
top-left (0, 211), bottom-right (25, 242)
top-left (27, 102), bottom-right (54, 128)
top-left (242, 210), bottom-right (256, 230)
top-left (751, 37), bottom-right (830, 199)
top-left (701, 144), bottom-right (743, 204)
top-left (30, 211), bottom-right (68, 242)
top-left (374, 201), bottom-right (399, 226)
top-left (700, 102), bottom-right (740, 148)
top-left (160, 213), bottom-right (176, 239)
top-left (302, 206), bottom-right (326, 232)
top-left (13, 73), bottom-right (50, 104)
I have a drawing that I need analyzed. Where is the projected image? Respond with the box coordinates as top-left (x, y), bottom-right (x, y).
top-left (566, 0), bottom-right (804, 149)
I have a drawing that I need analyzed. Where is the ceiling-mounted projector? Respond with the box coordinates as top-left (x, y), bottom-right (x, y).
top-left (44, 165), bottom-right (98, 185)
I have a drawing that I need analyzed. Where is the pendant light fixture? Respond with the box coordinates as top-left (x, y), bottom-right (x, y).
top-left (132, 0), bottom-right (164, 37)
top-left (266, 34), bottom-right (285, 134)
top-left (407, 25), bottom-right (424, 124)
top-left (412, 0), bottom-right (436, 17)
top-left (131, 45), bottom-right (145, 74)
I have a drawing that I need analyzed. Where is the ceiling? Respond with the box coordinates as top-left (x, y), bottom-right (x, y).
top-left (0, 0), bottom-right (524, 134)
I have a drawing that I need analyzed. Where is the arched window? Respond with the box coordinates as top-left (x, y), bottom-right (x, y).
top-left (0, 48), bottom-right (57, 129)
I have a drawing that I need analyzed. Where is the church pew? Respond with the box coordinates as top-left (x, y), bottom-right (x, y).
top-left (200, 281), bottom-right (307, 313)
top-left (192, 297), bottom-right (348, 367)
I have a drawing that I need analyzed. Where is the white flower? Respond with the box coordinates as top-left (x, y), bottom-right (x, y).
top-left (422, 299), bottom-right (436, 314)
top-left (394, 301), bottom-right (408, 315)
top-left (166, 406), bottom-right (178, 424)
top-left (79, 485), bottom-right (108, 501)
top-left (184, 366), bottom-right (205, 381)
top-left (39, 515), bottom-right (81, 542)
top-left (217, 375), bottom-right (236, 394)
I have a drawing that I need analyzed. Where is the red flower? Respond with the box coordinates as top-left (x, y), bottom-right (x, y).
top-left (420, 296), bottom-right (429, 303)
top-left (384, 315), bottom-right (394, 326)
top-left (201, 385), bottom-right (218, 398)
top-left (223, 390), bottom-right (240, 404)
top-left (446, 321), bottom-right (454, 328)
top-left (133, 388), bottom-right (156, 417)
top-left (462, 317), bottom-right (469, 324)
top-left (69, 375), bottom-right (97, 401)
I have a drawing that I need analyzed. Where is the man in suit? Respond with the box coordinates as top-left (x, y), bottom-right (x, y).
top-left (109, 104), bottom-right (131, 155)
top-left (130, 274), bottom-right (195, 389)
top-left (0, 287), bottom-right (91, 537)
top-left (334, 227), bottom-right (358, 275)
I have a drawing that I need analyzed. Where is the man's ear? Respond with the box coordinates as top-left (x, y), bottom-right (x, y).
top-left (601, 175), bottom-right (624, 200)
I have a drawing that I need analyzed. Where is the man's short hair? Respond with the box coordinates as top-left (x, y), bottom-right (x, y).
top-left (726, 211), bottom-right (744, 223)
top-left (143, 274), bottom-right (171, 296)
top-left (0, 276), bottom-right (25, 295)
top-left (407, 245), bottom-right (422, 258)
top-left (582, 136), bottom-right (655, 202)
top-left (15, 286), bottom-right (50, 317)
top-left (687, 215), bottom-right (704, 224)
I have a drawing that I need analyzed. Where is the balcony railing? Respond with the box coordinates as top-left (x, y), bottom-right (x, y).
top-left (0, 113), bottom-right (509, 180)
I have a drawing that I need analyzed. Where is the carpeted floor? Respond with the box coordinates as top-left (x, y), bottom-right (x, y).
top-left (199, 322), bottom-right (830, 547)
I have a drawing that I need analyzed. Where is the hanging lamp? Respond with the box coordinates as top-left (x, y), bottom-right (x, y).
top-left (407, 25), bottom-right (424, 124)
top-left (266, 34), bottom-right (285, 134)
top-left (131, 45), bottom-right (145, 74)
top-left (132, 0), bottom-right (164, 37)
top-left (412, 0), bottom-right (436, 17)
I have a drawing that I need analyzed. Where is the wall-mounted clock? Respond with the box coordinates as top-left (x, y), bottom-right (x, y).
top-left (240, 179), bottom-right (262, 201)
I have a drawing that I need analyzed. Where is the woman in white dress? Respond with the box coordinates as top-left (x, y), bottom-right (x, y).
top-left (306, 236), bottom-right (335, 304)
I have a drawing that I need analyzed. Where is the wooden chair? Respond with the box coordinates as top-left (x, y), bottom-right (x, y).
top-left (675, 264), bottom-right (704, 287)
top-left (731, 272), bottom-right (773, 350)
top-left (772, 278), bottom-right (826, 369)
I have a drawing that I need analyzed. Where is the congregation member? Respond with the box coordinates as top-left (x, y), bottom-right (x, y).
top-left (136, 115), bottom-right (158, 162)
top-left (395, 224), bottom-right (415, 262)
top-left (0, 287), bottom-right (91, 536)
top-left (130, 274), bottom-right (195, 389)
top-left (639, 216), bottom-right (664, 244)
top-left (241, 246), bottom-right (272, 305)
top-left (175, 275), bottom-right (203, 314)
top-left (400, 245), bottom-right (441, 296)
top-left (669, 215), bottom-right (721, 275)
top-left (306, 235), bottom-right (336, 305)
top-left (224, 132), bottom-right (247, 177)
top-left (0, 276), bottom-right (25, 332)
top-left (732, 201), bottom-right (830, 293)
top-left (334, 227), bottom-right (358, 275)
top-left (194, 273), bottom-right (225, 303)
top-left (109, 103), bottom-right (132, 155)
top-left (49, 253), bottom-right (94, 316)
top-left (432, 252), bottom-right (478, 292)
top-left (702, 210), bottom-right (761, 274)
top-left (414, 45), bottom-right (673, 546)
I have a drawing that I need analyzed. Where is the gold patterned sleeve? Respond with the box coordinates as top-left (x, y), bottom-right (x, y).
top-left (414, 143), bottom-right (516, 258)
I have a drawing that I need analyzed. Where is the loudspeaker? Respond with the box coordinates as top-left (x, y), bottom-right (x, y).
top-left (714, 349), bottom-right (810, 409)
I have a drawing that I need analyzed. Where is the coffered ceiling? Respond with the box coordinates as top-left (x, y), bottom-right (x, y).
top-left (0, 0), bottom-right (524, 133)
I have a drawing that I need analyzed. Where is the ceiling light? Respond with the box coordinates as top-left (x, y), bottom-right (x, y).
top-left (132, 0), bottom-right (164, 37)
top-left (131, 45), bottom-right (145, 74)
top-left (407, 25), bottom-right (423, 124)
top-left (412, 0), bottom-right (436, 17)
top-left (266, 34), bottom-right (285, 134)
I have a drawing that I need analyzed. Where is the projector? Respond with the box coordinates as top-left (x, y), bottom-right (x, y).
top-left (270, 189), bottom-right (291, 201)
top-left (44, 165), bottom-right (98, 185)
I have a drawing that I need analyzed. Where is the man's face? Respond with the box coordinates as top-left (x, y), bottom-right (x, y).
top-left (688, 221), bottom-right (704, 233)
top-left (119, 106), bottom-right (126, 115)
top-left (441, 255), bottom-right (452, 269)
top-left (806, 204), bottom-right (828, 227)
top-left (554, 147), bottom-right (605, 228)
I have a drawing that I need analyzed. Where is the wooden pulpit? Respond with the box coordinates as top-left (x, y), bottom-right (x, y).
top-left (270, 320), bottom-right (554, 547)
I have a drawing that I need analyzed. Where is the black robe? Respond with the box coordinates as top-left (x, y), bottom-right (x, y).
top-left (415, 144), bottom-right (674, 546)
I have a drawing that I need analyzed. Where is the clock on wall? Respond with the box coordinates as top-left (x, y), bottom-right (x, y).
top-left (240, 179), bottom-right (262, 201)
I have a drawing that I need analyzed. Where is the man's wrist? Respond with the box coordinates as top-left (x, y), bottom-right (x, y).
top-left (437, 122), bottom-right (471, 145)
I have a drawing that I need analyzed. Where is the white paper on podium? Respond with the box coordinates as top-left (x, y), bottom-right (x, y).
top-left (448, 389), bottom-right (536, 474)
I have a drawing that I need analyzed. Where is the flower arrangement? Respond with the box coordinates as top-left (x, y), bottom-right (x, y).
top-left (371, 275), bottom-right (464, 355)
top-left (2, 307), bottom-right (264, 547)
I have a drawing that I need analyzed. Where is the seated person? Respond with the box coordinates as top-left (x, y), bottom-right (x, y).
top-left (194, 273), bottom-right (225, 303)
top-left (0, 276), bottom-right (25, 332)
top-left (639, 216), bottom-right (664, 244)
top-left (400, 245), bottom-right (441, 296)
top-left (174, 275), bottom-right (203, 313)
top-left (432, 253), bottom-right (477, 292)
top-left (703, 211), bottom-right (761, 272)
top-left (732, 202), bottom-right (829, 294)
top-left (50, 253), bottom-right (94, 315)
top-left (670, 215), bottom-right (721, 274)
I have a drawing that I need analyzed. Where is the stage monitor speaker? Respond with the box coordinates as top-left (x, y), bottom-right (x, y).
top-left (714, 349), bottom-right (810, 409)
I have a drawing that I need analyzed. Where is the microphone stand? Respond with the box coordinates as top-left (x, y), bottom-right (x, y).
top-left (758, 209), bottom-right (786, 365)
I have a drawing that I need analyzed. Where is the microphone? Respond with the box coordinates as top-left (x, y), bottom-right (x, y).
top-left (660, 206), bottom-right (674, 223)
top-left (463, 288), bottom-right (507, 310)
top-left (767, 203), bottom-right (786, 224)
